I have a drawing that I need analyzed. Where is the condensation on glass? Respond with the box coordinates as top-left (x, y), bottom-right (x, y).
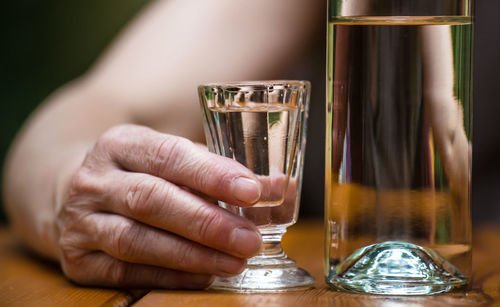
top-left (325, 0), bottom-right (473, 295)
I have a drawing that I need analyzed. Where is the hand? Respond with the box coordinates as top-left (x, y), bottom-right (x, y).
top-left (56, 124), bottom-right (263, 289)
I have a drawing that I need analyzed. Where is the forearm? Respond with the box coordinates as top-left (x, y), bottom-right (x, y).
top-left (3, 80), bottom-right (132, 259)
top-left (3, 0), bottom-right (324, 260)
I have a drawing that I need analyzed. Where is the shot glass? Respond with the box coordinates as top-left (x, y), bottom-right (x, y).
top-left (325, 0), bottom-right (473, 295)
top-left (198, 80), bottom-right (315, 292)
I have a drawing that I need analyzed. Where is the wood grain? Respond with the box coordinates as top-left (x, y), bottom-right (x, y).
top-left (0, 221), bottom-right (498, 306)
top-left (134, 220), bottom-right (500, 307)
top-left (0, 230), bottom-right (147, 307)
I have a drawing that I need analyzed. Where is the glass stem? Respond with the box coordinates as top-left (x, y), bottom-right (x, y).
top-left (260, 235), bottom-right (285, 259)
top-left (256, 226), bottom-right (288, 260)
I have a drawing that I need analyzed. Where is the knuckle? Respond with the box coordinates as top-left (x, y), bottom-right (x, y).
top-left (102, 124), bottom-right (132, 141)
top-left (125, 179), bottom-right (161, 219)
top-left (190, 205), bottom-right (221, 242)
top-left (95, 124), bottom-right (137, 153)
top-left (151, 136), bottom-right (193, 176)
top-left (194, 162), bottom-right (230, 192)
top-left (95, 128), bottom-right (119, 151)
top-left (57, 216), bottom-right (95, 273)
top-left (192, 163), bottom-right (212, 191)
top-left (57, 202), bottom-right (80, 228)
top-left (107, 261), bottom-right (131, 285)
top-left (111, 220), bottom-right (142, 260)
top-left (175, 243), bottom-right (196, 270)
top-left (58, 218), bottom-right (82, 248)
top-left (62, 169), bottom-right (103, 218)
top-left (148, 138), bottom-right (169, 176)
top-left (68, 167), bottom-right (99, 198)
top-left (59, 246), bottom-right (88, 283)
top-left (57, 201), bottom-right (94, 245)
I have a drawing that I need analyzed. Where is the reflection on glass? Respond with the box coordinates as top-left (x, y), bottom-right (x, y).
top-left (200, 81), bottom-right (315, 292)
top-left (325, 1), bottom-right (473, 294)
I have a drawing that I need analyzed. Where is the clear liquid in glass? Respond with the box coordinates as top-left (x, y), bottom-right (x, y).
top-left (206, 105), bottom-right (302, 230)
top-left (199, 81), bottom-right (314, 292)
top-left (325, 17), bottom-right (473, 295)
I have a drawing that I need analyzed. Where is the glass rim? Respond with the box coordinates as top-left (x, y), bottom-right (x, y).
top-left (198, 80), bottom-right (311, 92)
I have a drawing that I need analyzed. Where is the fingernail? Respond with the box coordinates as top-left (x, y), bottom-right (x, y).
top-left (215, 253), bottom-right (246, 276)
top-left (231, 177), bottom-right (261, 204)
top-left (229, 227), bottom-right (262, 257)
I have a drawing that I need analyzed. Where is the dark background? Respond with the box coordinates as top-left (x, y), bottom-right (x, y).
top-left (1, 1), bottom-right (499, 225)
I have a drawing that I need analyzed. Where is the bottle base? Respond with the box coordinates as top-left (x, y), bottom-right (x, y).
top-left (326, 241), bottom-right (468, 295)
top-left (327, 277), bottom-right (467, 295)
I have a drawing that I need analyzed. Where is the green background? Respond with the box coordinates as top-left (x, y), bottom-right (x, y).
top-left (0, 0), bottom-right (151, 223)
top-left (1, 0), bottom-right (499, 224)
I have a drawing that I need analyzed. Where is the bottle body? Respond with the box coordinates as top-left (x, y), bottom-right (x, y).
top-left (325, 0), bottom-right (473, 295)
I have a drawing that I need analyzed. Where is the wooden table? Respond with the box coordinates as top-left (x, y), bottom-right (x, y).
top-left (1, 220), bottom-right (499, 306)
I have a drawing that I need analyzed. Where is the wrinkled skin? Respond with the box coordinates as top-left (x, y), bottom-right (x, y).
top-left (57, 124), bottom-right (263, 288)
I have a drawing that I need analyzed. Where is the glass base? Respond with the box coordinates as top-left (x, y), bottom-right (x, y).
top-left (209, 227), bottom-right (315, 293)
top-left (210, 255), bottom-right (315, 293)
top-left (327, 241), bottom-right (468, 295)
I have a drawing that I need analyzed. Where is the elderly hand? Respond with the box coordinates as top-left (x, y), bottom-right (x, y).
top-left (56, 124), bottom-right (263, 289)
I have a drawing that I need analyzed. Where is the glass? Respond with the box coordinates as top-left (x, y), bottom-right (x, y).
top-left (325, 0), bottom-right (473, 295)
top-left (199, 80), bottom-right (315, 292)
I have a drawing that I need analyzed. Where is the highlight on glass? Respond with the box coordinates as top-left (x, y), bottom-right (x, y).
top-left (325, 0), bottom-right (473, 295)
top-left (199, 80), bottom-right (315, 292)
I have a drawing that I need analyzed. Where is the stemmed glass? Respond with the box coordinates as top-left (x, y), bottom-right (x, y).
top-left (198, 80), bottom-right (315, 292)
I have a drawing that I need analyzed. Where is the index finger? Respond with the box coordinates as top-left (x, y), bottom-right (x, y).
top-left (99, 125), bottom-right (261, 206)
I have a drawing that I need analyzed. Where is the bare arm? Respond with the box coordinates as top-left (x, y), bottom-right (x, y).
top-left (420, 25), bottom-right (471, 204)
top-left (3, 0), bottom-right (324, 287)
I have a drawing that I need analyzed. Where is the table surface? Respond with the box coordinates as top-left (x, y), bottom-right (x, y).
top-left (1, 220), bottom-right (499, 307)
